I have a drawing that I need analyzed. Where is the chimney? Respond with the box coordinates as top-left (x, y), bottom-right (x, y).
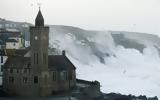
top-left (62, 50), bottom-right (66, 56)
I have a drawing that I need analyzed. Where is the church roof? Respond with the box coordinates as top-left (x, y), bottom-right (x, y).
top-left (4, 56), bottom-right (31, 69)
top-left (35, 9), bottom-right (44, 26)
top-left (6, 48), bottom-right (29, 57)
top-left (48, 55), bottom-right (76, 71)
top-left (4, 53), bottom-right (76, 71)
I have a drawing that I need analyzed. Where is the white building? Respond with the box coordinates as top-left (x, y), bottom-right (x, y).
top-left (6, 37), bottom-right (23, 49)
top-left (0, 28), bottom-right (24, 81)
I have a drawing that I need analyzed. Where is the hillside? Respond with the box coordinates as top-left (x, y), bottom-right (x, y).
top-left (0, 19), bottom-right (160, 98)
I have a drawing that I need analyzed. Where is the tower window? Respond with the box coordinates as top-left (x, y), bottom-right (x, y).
top-left (34, 76), bottom-right (38, 84)
top-left (34, 53), bottom-right (36, 64)
top-left (36, 53), bottom-right (38, 64)
top-left (53, 71), bottom-right (56, 81)
top-left (43, 53), bottom-right (46, 64)
top-left (9, 76), bottom-right (14, 83)
top-left (34, 53), bottom-right (38, 64)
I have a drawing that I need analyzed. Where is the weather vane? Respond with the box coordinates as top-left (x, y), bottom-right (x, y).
top-left (37, 2), bottom-right (42, 9)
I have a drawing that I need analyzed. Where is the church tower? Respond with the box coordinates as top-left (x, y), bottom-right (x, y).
top-left (30, 9), bottom-right (49, 73)
top-left (30, 9), bottom-right (50, 96)
top-left (30, 10), bottom-right (49, 73)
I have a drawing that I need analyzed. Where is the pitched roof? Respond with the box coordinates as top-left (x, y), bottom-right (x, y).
top-left (6, 49), bottom-right (29, 56)
top-left (6, 39), bottom-right (18, 42)
top-left (4, 54), bottom-right (76, 71)
top-left (35, 9), bottom-right (44, 26)
top-left (48, 55), bottom-right (76, 71)
top-left (4, 56), bottom-right (31, 69)
top-left (4, 48), bottom-right (76, 70)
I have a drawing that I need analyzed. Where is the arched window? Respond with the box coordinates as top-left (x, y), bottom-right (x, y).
top-left (53, 71), bottom-right (56, 81)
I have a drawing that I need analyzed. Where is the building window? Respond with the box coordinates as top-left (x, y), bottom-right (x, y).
top-left (44, 75), bottom-right (47, 85)
top-left (60, 71), bottom-right (68, 80)
top-left (28, 69), bottom-right (31, 74)
top-left (34, 76), bottom-right (38, 84)
top-left (17, 69), bottom-right (19, 73)
top-left (36, 53), bottom-right (38, 64)
top-left (27, 63), bottom-right (30, 68)
top-left (69, 71), bottom-right (72, 80)
top-left (23, 69), bottom-right (27, 73)
top-left (64, 71), bottom-right (68, 80)
top-left (34, 53), bottom-right (36, 64)
top-left (1, 65), bottom-right (3, 72)
top-left (71, 71), bottom-right (75, 80)
top-left (43, 53), bottom-right (46, 64)
top-left (10, 68), bottom-right (13, 73)
top-left (1, 56), bottom-right (3, 63)
top-left (23, 77), bottom-right (28, 83)
top-left (34, 53), bottom-right (38, 65)
top-left (13, 42), bottom-right (16, 46)
top-left (9, 76), bottom-right (14, 83)
top-left (53, 71), bottom-right (56, 81)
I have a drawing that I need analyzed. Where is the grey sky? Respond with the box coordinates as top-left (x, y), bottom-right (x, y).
top-left (0, 0), bottom-right (160, 34)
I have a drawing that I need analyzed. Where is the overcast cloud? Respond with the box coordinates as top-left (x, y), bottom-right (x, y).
top-left (0, 0), bottom-right (160, 34)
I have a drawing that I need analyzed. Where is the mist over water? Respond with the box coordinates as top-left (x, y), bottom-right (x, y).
top-left (49, 26), bottom-right (160, 98)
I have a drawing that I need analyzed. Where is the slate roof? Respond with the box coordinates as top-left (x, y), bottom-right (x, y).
top-left (4, 51), bottom-right (76, 71)
top-left (35, 9), bottom-right (44, 26)
top-left (4, 56), bottom-right (31, 69)
top-left (6, 49), bottom-right (29, 56)
top-left (6, 39), bottom-right (18, 42)
top-left (48, 55), bottom-right (76, 71)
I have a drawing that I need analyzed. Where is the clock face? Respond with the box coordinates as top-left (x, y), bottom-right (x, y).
top-left (34, 36), bottom-right (38, 40)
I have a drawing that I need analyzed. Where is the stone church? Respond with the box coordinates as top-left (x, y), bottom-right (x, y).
top-left (2, 10), bottom-right (76, 96)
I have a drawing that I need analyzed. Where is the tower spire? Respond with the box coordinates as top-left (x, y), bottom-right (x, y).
top-left (35, 8), bottom-right (44, 27)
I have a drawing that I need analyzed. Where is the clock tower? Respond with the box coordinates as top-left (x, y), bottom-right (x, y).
top-left (30, 9), bottom-right (49, 72)
top-left (30, 9), bottom-right (50, 96)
